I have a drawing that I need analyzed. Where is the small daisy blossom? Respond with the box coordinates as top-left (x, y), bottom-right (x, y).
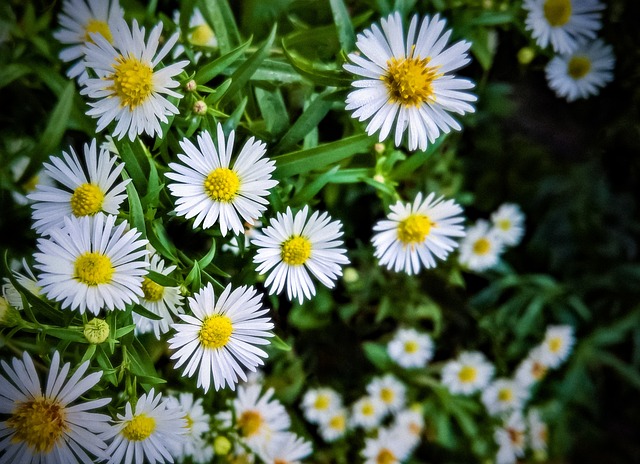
top-left (134, 254), bottom-right (184, 339)
top-left (10, 156), bottom-right (55, 206)
top-left (350, 395), bottom-right (386, 430)
top-left (301, 387), bottom-right (343, 424)
top-left (34, 213), bottom-right (149, 315)
top-left (344, 12), bottom-right (477, 151)
top-left (257, 432), bottom-right (313, 464)
top-left (539, 324), bottom-right (575, 368)
top-left (528, 409), bottom-right (549, 453)
top-left (387, 327), bottom-right (434, 368)
top-left (490, 203), bottom-right (526, 246)
top-left (373, 192), bottom-right (465, 274)
top-left (441, 350), bottom-right (495, 395)
top-left (165, 125), bottom-right (277, 235)
top-left (523, 0), bottom-right (605, 54)
top-left (366, 374), bottom-right (407, 414)
top-left (361, 427), bottom-right (414, 464)
top-left (81, 18), bottom-right (188, 141)
top-left (514, 346), bottom-right (549, 388)
top-left (0, 351), bottom-right (111, 463)
top-left (481, 378), bottom-right (529, 417)
top-left (2, 259), bottom-right (41, 310)
top-left (101, 388), bottom-right (187, 464)
top-left (166, 392), bottom-right (211, 460)
top-left (545, 38), bottom-right (615, 102)
top-left (317, 407), bottom-right (348, 442)
top-left (27, 139), bottom-right (130, 236)
top-left (458, 219), bottom-right (504, 272)
top-left (494, 410), bottom-right (527, 464)
top-left (168, 282), bottom-right (274, 392)
top-left (53, 0), bottom-right (124, 81)
top-left (252, 205), bottom-right (350, 304)
top-left (172, 7), bottom-right (218, 60)
top-left (389, 407), bottom-right (425, 450)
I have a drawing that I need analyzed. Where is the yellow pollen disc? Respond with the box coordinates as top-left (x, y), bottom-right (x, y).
top-left (532, 362), bottom-right (547, 379)
top-left (122, 414), bottom-right (156, 441)
top-left (543, 0), bottom-right (572, 27)
top-left (380, 387), bottom-right (395, 403)
top-left (361, 403), bottom-right (374, 416)
top-left (458, 365), bottom-right (478, 383)
top-left (497, 388), bottom-right (513, 403)
top-left (548, 336), bottom-right (563, 353)
top-left (199, 314), bottom-right (233, 349)
top-left (404, 340), bottom-right (419, 354)
top-left (238, 410), bottom-right (263, 437)
top-left (142, 277), bottom-right (164, 302)
top-left (497, 219), bottom-right (512, 231)
top-left (376, 449), bottom-right (397, 464)
top-left (84, 19), bottom-right (113, 44)
top-left (383, 53), bottom-right (440, 107)
top-left (281, 236), bottom-right (312, 266)
top-left (204, 167), bottom-right (240, 202)
top-left (329, 414), bottom-right (345, 430)
top-left (397, 214), bottom-right (432, 245)
top-left (567, 55), bottom-right (592, 79)
top-left (185, 414), bottom-right (194, 430)
top-left (74, 252), bottom-right (114, 286)
top-left (70, 183), bottom-right (105, 217)
top-left (314, 395), bottom-right (330, 410)
top-left (110, 55), bottom-right (154, 109)
top-left (7, 397), bottom-right (67, 453)
top-left (473, 237), bottom-right (491, 255)
top-left (190, 24), bottom-right (214, 46)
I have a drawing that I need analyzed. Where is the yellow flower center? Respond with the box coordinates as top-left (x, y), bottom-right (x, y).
top-left (110, 55), bottom-right (154, 109)
top-left (397, 214), bottom-right (432, 245)
top-left (329, 414), bottom-right (345, 431)
top-left (199, 314), bottom-right (233, 349)
top-left (567, 55), bottom-right (592, 79)
top-left (380, 387), bottom-right (395, 403)
top-left (497, 388), bottom-right (513, 403)
top-left (122, 414), bottom-right (156, 441)
top-left (548, 336), bottom-right (563, 353)
top-left (185, 414), bottom-right (194, 430)
top-left (281, 236), bottom-right (312, 266)
top-left (497, 219), bottom-right (512, 231)
top-left (383, 52), bottom-right (440, 107)
top-left (472, 237), bottom-right (491, 255)
top-left (361, 402), bottom-right (374, 416)
top-left (376, 449), bottom-right (397, 464)
top-left (314, 394), bottom-right (330, 410)
top-left (74, 252), bottom-right (114, 286)
top-left (404, 340), bottom-right (419, 353)
top-left (70, 183), bottom-right (105, 217)
top-left (7, 397), bottom-right (67, 453)
top-left (84, 19), bottom-right (113, 44)
top-left (458, 365), bottom-right (478, 383)
top-left (204, 167), bottom-right (240, 202)
top-left (543, 0), bottom-right (572, 27)
top-left (190, 24), bottom-right (215, 47)
top-left (238, 410), bottom-right (263, 437)
top-left (142, 277), bottom-right (164, 302)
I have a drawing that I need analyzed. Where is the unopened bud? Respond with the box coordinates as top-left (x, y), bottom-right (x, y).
top-left (213, 436), bottom-right (232, 455)
top-left (374, 143), bottom-right (385, 154)
top-left (517, 47), bottom-right (536, 65)
top-left (185, 79), bottom-right (197, 92)
top-left (193, 100), bottom-right (208, 115)
top-left (84, 318), bottom-right (109, 344)
top-left (343, 267), bottom-right (359, 284)
top-left (0, 297), bottom-right (21, 327)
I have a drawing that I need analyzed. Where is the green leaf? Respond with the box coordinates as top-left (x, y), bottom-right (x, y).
top-left (132, 304), bottom-right (163, 321)
top-left (194, 38), bottom-right (252, 84)
top-left (282, 44), bottom-right (352, 87)
top-left (124, 173), bottom-right (146, 238)
top-left (274, 133), bottom-right (374, 178)
top-left (271, 334), bottom-right (292, 351)
top-left (290, 165), bottom-right (340, 206)
top-left (197, 240), bottom-right (217, 269)
top-left (255, 86), bottom-right (289, 137)
top-left (146, 270), bottom-right (180, 287)
top-left (148, 220), bottom-right (178, 262)
top-left (329, 0), bottom-right (356, 52)
top-left (362, 341), bottom-right (392, 370)
top-left (114, 324), bottom-right (137, 339)
top-left (80, 344), bottom-right (97, 364)
top-left (43, 328), bottom-right (87, 343)
top-left (127, 338), bottom-right (161, 380)
top-left (0, 63), bottom-right (31, 89)
top-left (185, 261), bottom-right (202, 290)
top-left (595, 350), bottom-right (640, 390)
top-left (116, 138), bottom-right (148, 195)
top-left (198, 0), bottom-right (241, 53)
top-left (390, 135), bottom-right (446, 180)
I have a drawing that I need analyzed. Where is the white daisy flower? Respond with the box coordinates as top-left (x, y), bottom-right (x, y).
top-left (168, 282), bottom-right (274, 392)
top-left (81, 18), bottom-right (188, 141)
top-left (344, 12), bottom-right (477, 151)
top-left (2, 259), bottom-right (41, 310)
top-left (9, 156), bottom-right (55, 206)
top-left (301, 387), bottom-right (343, 424)
top-left (387, 327), bottom-right (434, 368)
top-left (458, 219), bottom-right (504, 272)
top-left (441, 350), bottom-right (495, 395)
top-left (527, 408), bottom-right (549, 454)
top-left (222, 219), bottom-right (263, 255)
top-left (350, 395), bottom-right (386, 431)
top-left (0, 351), bottom-right (111, 463)
top-left (490, 203), bottom-right (526, 247)
top-left (366, 374), bottom-right (406, 414)
top-left (372, 192), bottom-right (465, 274)
top-left (27, 139), bottom-right (130, 236)
top-left (539, 324), bottom-right (575, 368)
top-left (189, 438), bottom-right (215, 464)
top-left (257, 431), bottom-right (313, 464)
top-left (481, 378), bottom-right (529, 417)
top-left (494, 410), bottom-right (526, 464)
top-left (134, 254), bottom-right (184, 339)
top-left (523, 0), bottom-right (605, 54)
top-left (252, 205), bottom-right (350, 304)
top-left (317, 407), bottom-right (348, 442)
top-left (101, 388), bottom-right (187, 464)
top-left (514, 346), bottom-right (549, 388)
top-left (165, 125), bottom-right (277, 235)
top-left (53, 0), bottom-right (124, 82)
top-left (34, 213), bottom-right (149, 315)
top-left (361, 427), bottom-right (413, 464)
top-left (545, 38), bottom-right (615, 102)
top-left (172, 7), bottom-right (218, 60)
top-left (389, 407), bottom-right (425, 450)
top-left (166, 392), bottom-right (211, 461)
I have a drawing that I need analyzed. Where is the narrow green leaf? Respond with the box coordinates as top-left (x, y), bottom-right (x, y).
top-left (0, 63), bottom-right (31, 89)
top-left (132, 304), bottom-right (163, 321)
top-left (199, 0), bottom-right (241, 53)
top-left (362, 341), bottom-right (392, 370)
top-left (148, 220), bottom-right (178, 262)
top-left (124, 173), bottom-right (146, 237)
top-left (114, 324), bottom-right (137, 339)
top-left (198, 241), bottom-right (217, 269)
top-left (390, 135), bottom-right (446, 180)
top-left (128, 338), bottom-right (160, 379)
top-left (43, 328), bottom-right (87, 343)
top-left (271, 334), bottom-right (292, 351)
top-left (116, 139), bottom-right (148, 194)
top-left (255, 86), bottom-right (289, 137)
top-left (194, 38), bottom-right (252, 84)
top-left (329, 0), bottom-right (356, 52)
top-left (80, 344), bottom-right (97, 364)
top-left (204, 78), bottom-right (233, 105)
top-left (146, 270), bottom-right (180, 287)
top-left (185, 261), bottom-right (202, 290)
top-left (290, 166), bottom-right (340, 206)
top-left (282, 41), bottom-right (352, 87)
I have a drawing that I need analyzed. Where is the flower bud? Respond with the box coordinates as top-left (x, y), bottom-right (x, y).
top-left (83, 318), bottom-right (109, 344)
top-left (213, 436), bottom-right (232, 455)
top-left (185, 79), bottom-right (197, 92)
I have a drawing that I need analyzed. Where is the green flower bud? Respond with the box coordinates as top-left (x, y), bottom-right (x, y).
top-left (83, 318), bottom-right (109, 344)
top-left (0, 297), bottom-right (21, 327)
top-left (213, 436), bottom-right (232, 456)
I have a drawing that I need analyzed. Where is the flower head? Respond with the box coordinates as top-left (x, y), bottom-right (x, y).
top-left (441, 351), bottom-right (495, 395)
top-left (81, 19), bottom-right (188, 140)
top-left (256, 432), bottom-right (313, 464)
top-left (366, 374), bottom-right (407, 414)
top-left (166, 392), bottom-right (212, 461)
top-left (344, 12), bottom-right (477, 151)
top-left (361, 427), bottom-right (414, 464)
top-left (539, 324), bottom-right (575, 368)
top-left (301, 387), bottom-right (343, 424)
top-left (494, 411), bottom-right (526, 464)
top-left (317, 408), bottom-right (349, 443)
top-left (387, 327), bottom-right (434, 368)
top-left (372, 192), bottom-right (465, 274)
top-left (490, 203), bottom-right (526, 247)
top-left (166, 125), bottom-right (277, 235)
top-left (458, 219), bottom-right (504, 272)
top-left (481, 378), bottom-right (529, 417)
top-left (350, 395), bottom-right (386, 430)
top-left (252, 205), bottom-right (350, 304)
